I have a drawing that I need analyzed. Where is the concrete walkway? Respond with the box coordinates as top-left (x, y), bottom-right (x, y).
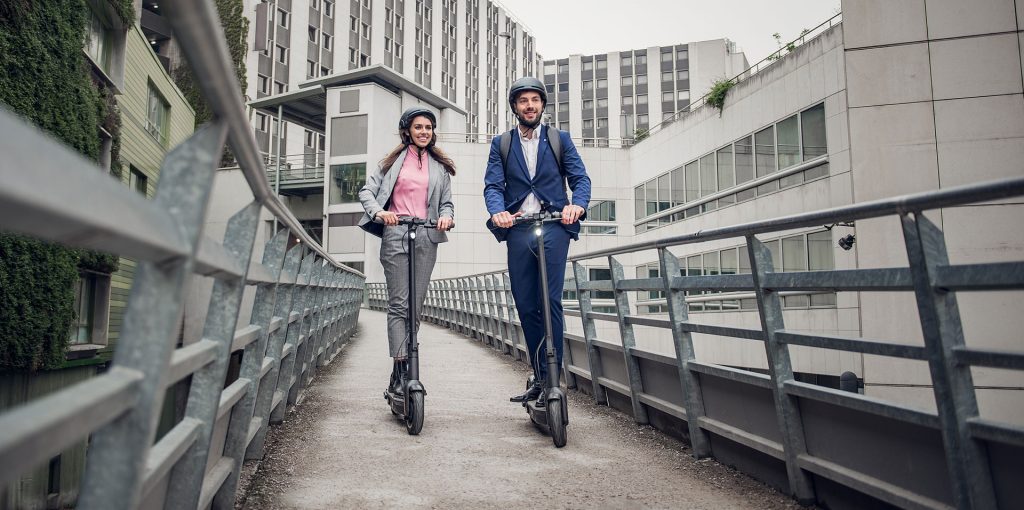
top-left (237, 309), bottom-right (803, 509)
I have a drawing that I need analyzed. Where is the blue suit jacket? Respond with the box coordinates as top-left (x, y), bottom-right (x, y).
top-left (483, 125), bottom-right (592, 240)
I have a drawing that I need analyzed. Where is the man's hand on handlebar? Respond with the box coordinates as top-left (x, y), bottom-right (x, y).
top-left (437, 216), bottom-right (453, 231)
top-left (561, 204), bottom-right (585, 225)
top-left (491, 210), bottom-right (522, 229)
top-left (375, 210), bottom-right (399, 226)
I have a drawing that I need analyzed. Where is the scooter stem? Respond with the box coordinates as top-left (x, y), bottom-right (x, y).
top-left (535, 218), bottom-right (558, 390)
top-left (407, 225), bottom-right (419, 382)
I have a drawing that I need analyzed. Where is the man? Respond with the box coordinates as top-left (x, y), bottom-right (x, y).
top-left (484, 76), bottom-right (591, 405)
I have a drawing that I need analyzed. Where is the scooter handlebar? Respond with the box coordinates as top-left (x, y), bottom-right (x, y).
top-left (391, 216), bottom-right (455, 230)
top-left (512, 211), bottom-right (564, 226)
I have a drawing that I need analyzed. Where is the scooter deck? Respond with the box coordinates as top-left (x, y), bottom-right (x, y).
top-left (384, 390), bottom-right (407, 418)
top-left (525, 400), bottom-right (550, 431)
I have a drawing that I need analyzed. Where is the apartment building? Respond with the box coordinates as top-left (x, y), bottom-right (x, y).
top-left (246, 0), bottom-right (542, 159)
top-left (543, 40), bottom-right (748, 145)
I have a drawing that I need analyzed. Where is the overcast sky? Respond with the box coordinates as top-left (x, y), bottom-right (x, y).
top-left (503, 0), bottom-right (841, 65)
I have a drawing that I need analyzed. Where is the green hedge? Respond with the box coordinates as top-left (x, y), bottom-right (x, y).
top-left (0, 0), bottom-right (125, 370)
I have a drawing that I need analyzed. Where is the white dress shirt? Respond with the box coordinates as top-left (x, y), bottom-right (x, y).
top-left (518, 126), bottom-right (541, 214)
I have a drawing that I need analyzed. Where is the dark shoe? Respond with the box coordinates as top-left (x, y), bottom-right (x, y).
top-left (388, 360), bottom-right (405, 395)
top-left (510, 378), bottom-right (544, 403)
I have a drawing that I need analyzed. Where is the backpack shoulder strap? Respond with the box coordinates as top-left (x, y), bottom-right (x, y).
top-left (546, 126), bottom-right (563, 172)
top-left (499, 130), bottom-right (513, 171)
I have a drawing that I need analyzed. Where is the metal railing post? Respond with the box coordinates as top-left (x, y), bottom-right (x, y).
top-left (78, 122), bottom-right (228, 510)
top-left (573, 262), bottom-right (607, 405)
top-left (608, 256), bottom-right (650, 424)
top-left (248, 248), bottom-right (309, 453)
top-left (747, 235), bottom-right (815, 504)
top-left (658, 248), bottom-right (712, 458)
top-left (901, 213), bottom-right (996, 510)
top-left (213, 229), bottom-right (292, 509)
top-left (503, 272), bottom-right (524, 361)
top-left (164, 202), bottom-right (260, 510)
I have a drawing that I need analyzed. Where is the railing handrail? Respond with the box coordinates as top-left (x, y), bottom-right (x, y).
top-left (163, 1), bottom-right (360, 277)
top-left (571, 174), bottom-right (1024, 262)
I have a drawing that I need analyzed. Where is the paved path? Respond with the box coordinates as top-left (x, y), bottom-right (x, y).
top-left (237, 309), bottom-right (802, 510)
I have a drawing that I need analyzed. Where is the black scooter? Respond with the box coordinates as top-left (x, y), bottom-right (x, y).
top-left (513, 211), bottom-right (569, 448)
top-left (383, 216), bottom-right (449, 435)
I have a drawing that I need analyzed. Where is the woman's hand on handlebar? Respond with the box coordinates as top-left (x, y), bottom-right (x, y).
top-left (376, 210), bottom-right (399, 226)
top-left (436, 216), bottom-right (453, 231)
top-left (491, 210), bottom-right (522, 229)
top-left (561, 204), bottom-right (585, 225)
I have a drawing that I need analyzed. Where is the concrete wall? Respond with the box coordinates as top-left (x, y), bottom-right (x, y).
top-left (841, 0), bottom-right (1024, 421)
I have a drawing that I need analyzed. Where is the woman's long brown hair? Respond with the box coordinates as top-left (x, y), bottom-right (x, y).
top-left (378, 120), bottom-right (456, 176)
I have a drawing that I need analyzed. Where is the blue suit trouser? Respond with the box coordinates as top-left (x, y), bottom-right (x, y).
top-left (506, 222), bottom-right (570, 381)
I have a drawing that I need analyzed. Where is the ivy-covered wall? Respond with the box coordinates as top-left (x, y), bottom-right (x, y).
top-left (0, 0), bottom-right (128, 370)
top-left (172, 0), bottom-right (248, 165)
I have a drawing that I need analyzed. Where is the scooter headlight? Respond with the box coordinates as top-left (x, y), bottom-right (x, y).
top-left (534, 227), bottom-right (542, 236)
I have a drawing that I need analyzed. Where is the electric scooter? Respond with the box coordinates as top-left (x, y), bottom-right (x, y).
top-left (513, 211), bottom-right (569, 448)
top-left (383, 216), bottom-right (450, 435)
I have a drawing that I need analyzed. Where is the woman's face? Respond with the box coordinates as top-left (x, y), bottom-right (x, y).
top-left (408, 115), bottom-right (434, 149)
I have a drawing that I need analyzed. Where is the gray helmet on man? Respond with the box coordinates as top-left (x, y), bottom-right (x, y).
top-left (507, 77), bottom-right (547, 111)
top-left (398, 106), bottom-right (436, 146)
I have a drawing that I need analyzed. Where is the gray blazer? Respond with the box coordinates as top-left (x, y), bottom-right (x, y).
top-left (357, 149), bottom-right (454, 243)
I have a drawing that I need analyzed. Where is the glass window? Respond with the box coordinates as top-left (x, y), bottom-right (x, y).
top-left (329, 163), bottom-right (366, 204)
top-left (588, 200), bottom-right (616, 221)
top-left (583, 60), bottom-right (593, 71)
top-left (677, 70), bottom-right (689, 81)
top-left (765, 240), bottom-right (781, 267)
top-left (596, 59), bottom-right (607, 70)
top-left (645, 178), bottom-right (658, 216)
top-left (739, 245), bottom-right (751, 273)
top-left (684, 161), bottom-right (699, 202)
top-left (635, 185), bottom-right (645, 219)
top-left (661, 71), bottom-right (673, 82)
top-left (597, 98), bottom-right (608, 108)
top-left (596, 78), bottom-right (607, 88)
top-left (620, 76), bottom-right (631, 86)
top-left (597, 117), bottom-right (607, 128)
top-left (782, 235), bottom-right (807, 271)
top-left (677, 90), bottom-right (690, 101)
top-left (720, 248), bottom-right (738, 275)
top-left (636, 54), bottom-right (647, 65)
top-left (583, 119), bottom-right (593, 130)
top-left (755, 126), bottom-right (776, 178)
top-left (622, 96), bottom-right (633, 106)
top-left (129, 166), bottom-right (148, 196)
top-left (86, 10), bottom-right (111, 73)
top-left (661, 51), bottom-right (672, 62)
top-left (583, 80), bottom-right (593, 90)
top-left (699, 153), bottom-right (716, 197)
top-left (657, 174), bottom-right (670, 211)
top-left (670, 167), bottom-right (685, 206)
top-left (636, 94), bottom-right (648, 105)
top-left (637, 114), bottom-right (648, 126)
top-left (558, 102), bottom-right (569, 113)
top-left (636, 74), bottom-right (648, 85)
top-left (544, 63), bottom-right (556, 75)
top-left (583, 99), bottom-right (593, 110)
top-left (558, 82), bottom-right (569, 92)
top-left (703, 252), bottom-right (720, 276)
top-left (590, 268), bottom-right (614, 300)
top-left (808, 231), bottom-right (834, 270)
top-left (662, 92), bottom-right (674, 102)
top-left (777, 115), bottom-right (800, 169)
top-left (735, 136), bottom-right (754, 185)
top-left (621, 54), bottom-right (632, 66)
top-left (715, 146), bottom-right (735, 190)
top-left (146, 84), bottom-right (169, 145)
top-left (70, 274), bottom-right (96, 344)
top-left (802, 103), bottom-right (827, 159)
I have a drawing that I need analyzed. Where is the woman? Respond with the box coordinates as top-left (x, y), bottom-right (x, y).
top-left (358, 107), bottom-right (455, 395)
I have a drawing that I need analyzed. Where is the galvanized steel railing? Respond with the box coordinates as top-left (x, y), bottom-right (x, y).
top-left (369, 175), bottom-right (1024, 510)
top-left (0, 2), bottom-right (364, 509)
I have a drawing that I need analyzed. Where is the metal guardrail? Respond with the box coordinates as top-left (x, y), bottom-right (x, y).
top-left (262, 152), bottom-right (326, 187)
top-left (0, 1), bottom-right (364, 509)
top-left (370, 174), bottom-right (1024, 510)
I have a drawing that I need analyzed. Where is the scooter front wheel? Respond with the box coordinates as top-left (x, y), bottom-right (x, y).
top-left (548, 397), bottom-right (567, 448)
top-left (406, 391), bottom-right (424, 435)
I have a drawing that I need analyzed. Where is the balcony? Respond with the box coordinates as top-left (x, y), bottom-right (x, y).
top-left (264, 152), bottom-right (325, 196)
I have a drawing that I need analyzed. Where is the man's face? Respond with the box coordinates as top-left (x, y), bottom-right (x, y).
top-left (514, 91), bottom-right (543, 124)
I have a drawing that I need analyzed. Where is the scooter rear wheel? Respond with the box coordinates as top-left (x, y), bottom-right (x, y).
top-left (406, 391), bottom-right (424, 435)
top-left (548, 397), bottom-right (567, 448)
